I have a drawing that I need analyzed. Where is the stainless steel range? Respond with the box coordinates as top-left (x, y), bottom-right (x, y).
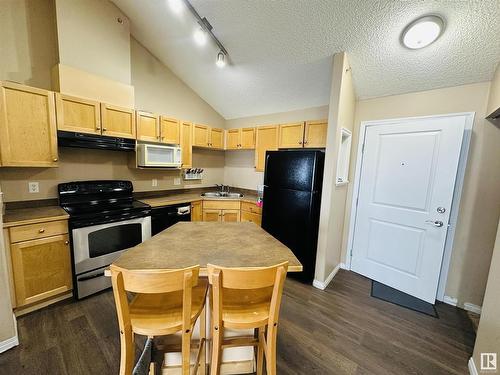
top-left (58, 180), bottom-right (151, 299)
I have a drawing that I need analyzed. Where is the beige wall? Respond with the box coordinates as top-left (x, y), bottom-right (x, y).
top-left (343, 82), bottom-right (500, 307)
top-left (472, 218), bottom-right (500, 369)
top-left (487, 62), bottom-right (500, 116)
top-left (0, 0), bottom-right (58, 90)
top-left (55, 0), bottom-right (131, 85)
top-left (131, 38), bottom-right (225, 129)
top-left (224, 105), bottom-right (329, 190)
top-left (315, 53), bottom-right (356, 282)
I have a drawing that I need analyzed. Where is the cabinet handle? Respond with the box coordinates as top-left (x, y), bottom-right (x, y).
top-left (53, 158), bottom-right (58, 162)
top-left (299, 141), bottom-right (303, 145)
top-left (39, 228), bottom-right (45, 233)
top-left (103, 128), bottom-right (107, 132)
top-left (304, 140), bottom-right (308, 144)
top-left (96, 126), bottom-right (101, 131)
top-left (65, 240), bottom-right (69, 245)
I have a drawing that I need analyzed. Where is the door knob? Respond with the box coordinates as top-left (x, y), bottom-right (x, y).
top-left (437, 207), bottom-right (446, 213)
top-left (425, 220), bottom-right (444, 227)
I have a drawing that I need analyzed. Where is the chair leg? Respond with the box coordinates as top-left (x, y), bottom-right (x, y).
top-left (199, 305), bottom-right (207, 375)
top-left (266, 325), bottom-right (278, 375)
top-left (256, 327), bottom-right (265, 375)
top-left (182, 328), bottom-right (192, 375)
top-left (210, 325), bottom-right (222, 375)
top-left (119, 325), bottom-right (134, 375)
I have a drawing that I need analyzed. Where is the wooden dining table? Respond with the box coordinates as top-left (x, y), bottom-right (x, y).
top-left (111, 221), bottom-right (303, 274)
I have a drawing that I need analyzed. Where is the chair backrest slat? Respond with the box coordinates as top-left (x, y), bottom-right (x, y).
top-left (110, 265), bottom-right (200, 294)
top-left (207, 262), bottom-right (288, 290)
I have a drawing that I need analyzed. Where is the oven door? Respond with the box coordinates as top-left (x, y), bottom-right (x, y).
top-left (72, 216), bottom-right (151, 275)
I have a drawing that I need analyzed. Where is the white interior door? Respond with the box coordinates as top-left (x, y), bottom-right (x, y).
top-left (351, 115), bottom-right (466, 303)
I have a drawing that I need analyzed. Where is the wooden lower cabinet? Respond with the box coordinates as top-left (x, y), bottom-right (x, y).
top-left (10, 234), bottom-right (72, 307)
top-left (191, 201), bottom-right (203, 221)
top-left (221, 209), bottom-right (240, 222)
top-left (241, 210), bottom-right (262, 226)
top-left (203, 209), bottom-right (221, 222)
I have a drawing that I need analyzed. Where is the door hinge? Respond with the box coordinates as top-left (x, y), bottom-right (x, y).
top-left (361, 143), bottom-right (365, 154)
top-left (350, 248), bottom-right (353, 257)
top-left (356, 197), bottom-right (359, 207)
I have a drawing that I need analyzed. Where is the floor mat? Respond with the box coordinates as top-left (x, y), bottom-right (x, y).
top-left (371, 280), bottom-right (438, 318)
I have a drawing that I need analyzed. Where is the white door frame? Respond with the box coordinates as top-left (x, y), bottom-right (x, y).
top-left (345, 112), bottom-right (475, 302)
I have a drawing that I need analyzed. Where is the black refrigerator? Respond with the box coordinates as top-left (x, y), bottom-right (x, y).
top-left (261, 150), bottom-right (325, 282)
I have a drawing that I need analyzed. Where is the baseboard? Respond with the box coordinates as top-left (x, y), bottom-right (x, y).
top-left (463, 303), bottom-right (482, 315)
top-left (0, 334), bottom-right (19, 354)
top-left (443, 296), bottom-right (458, 306)
top-left (468, 357), bottom-right (478, 375)
top-left (313, 263), bottom-right (344, 290)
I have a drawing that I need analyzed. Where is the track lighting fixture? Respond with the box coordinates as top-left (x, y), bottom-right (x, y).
top-left (216, 51), bottom-right (226, 68)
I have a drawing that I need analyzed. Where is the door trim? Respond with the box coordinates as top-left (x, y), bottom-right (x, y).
top-left (345, 112), bottom-right (475, 302)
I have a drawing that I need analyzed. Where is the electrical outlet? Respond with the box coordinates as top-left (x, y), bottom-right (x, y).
top-left (28, 182), bottom-right (39, 193)
top-left (152, 179), bottom-right (158, 187)
top-left (174, 178), bottom-right (181, 186)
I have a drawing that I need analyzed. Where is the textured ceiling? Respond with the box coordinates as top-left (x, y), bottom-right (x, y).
top-left (112, 0), bottom-right (500, 119)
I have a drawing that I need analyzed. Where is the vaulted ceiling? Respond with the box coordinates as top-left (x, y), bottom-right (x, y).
top-left (113, 0), bottom-right (500, 119)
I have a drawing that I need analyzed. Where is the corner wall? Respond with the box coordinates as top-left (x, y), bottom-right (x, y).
top-left (314, 53), bottom-right (356, 283)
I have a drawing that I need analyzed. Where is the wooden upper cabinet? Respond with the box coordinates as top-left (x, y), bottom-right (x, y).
top-left (11, 234), bottom-right (72, 307)
top-left (255, 125), bottom-right (278, 172)
top-left (193, 124), bottom-right (209, 147)
top-left (226, 127), bottom-right (255, 150)
top-left (136, 111), bottom-right (159, 142)
top-left (304, 120), bottom-right (328, 148)
top-left (55, 93), bottom-right (101, 135)
top-left (279, 122), bottom-right (305, 148)
top-left (240, 127), bottom-right (256, 149)
top-left (210, 128), bottom-right (224, 149)
top-left (100, 103), bottom-right (136, 139)
top-left (160, 117), bottom-right (180, 145)
top-left (226, 128), bottom-right (240, 150)
top-left (0, 81), bottom-right (58, 167)
top-left (180, 121), bottom-right (193, 168)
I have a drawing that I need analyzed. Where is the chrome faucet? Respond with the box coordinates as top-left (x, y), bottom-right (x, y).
top-left (215, 184), bottom-right (230, 194)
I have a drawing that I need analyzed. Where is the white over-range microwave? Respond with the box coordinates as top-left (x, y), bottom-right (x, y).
top-left (136, 143), bottom-right (182, 168)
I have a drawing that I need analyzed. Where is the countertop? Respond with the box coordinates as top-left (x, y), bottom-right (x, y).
top-left (2, 190), bottom-right (259, 228)
top-left (112, 222), bottom-right (302, 273)
top-left (3, 206), bottom-right (69, 228)
top-left (140, 191), bottom-right (259, 208)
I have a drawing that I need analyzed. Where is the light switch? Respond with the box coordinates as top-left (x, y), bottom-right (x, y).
top-left (174, 178), bottom-right (181, 186)
top-left (152, 179), bottom-right (158, 187)
top-left (28, 182), bottom-right (39, 193)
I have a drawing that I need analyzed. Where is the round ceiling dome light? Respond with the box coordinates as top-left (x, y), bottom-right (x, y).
top-left (402, 15), bottom-right (444, 49)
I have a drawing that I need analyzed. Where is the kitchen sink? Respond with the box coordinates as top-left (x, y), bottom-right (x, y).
top-left (201, 192), bottom-right (244, 198)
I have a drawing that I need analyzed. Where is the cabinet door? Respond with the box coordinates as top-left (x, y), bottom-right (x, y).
top-left (226, 128), bottom-right (240, 149)
top-left (203, 209), bottom-right (221, 222)
top-left (240, 127), bottom-right (256, 149)
top-left (11, 234), bottom-right (72, 307)
top-left (160, 117), bottom-right (180, 145)
top-left (55, 93), bottom-right (101, 135)
top-left (304, 120), bottom-right (327, 148)
top-left (279, 122), bottom-right (305, 148)
top-left (0, 82), bottom-right (58, 167)
top-left (255, 125), bottom-right (278, 172)
top-left (180, 121), bottom-right (193, 168)
top-left (241, 211), bottom-right (262, 226)
top-left (101, 103), bottom-right (136, 139)
top-left (222, 209), bottom-right (240, 222)
top-left (191, 201), bottom-right (202, 221)
top-left (193, 124), bottom-right (209, 147)
top-left (136, 111), bottom-right (159, 142)
top-left (210, 128), bottom-right (224, 149)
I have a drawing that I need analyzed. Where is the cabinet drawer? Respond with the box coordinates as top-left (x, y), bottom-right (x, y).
top-left (9, 220), bottom-right (68, 243)
top-left (241, 201), bottom-right (262, 214)
top-left (202, 200), bottom-right (241, 210)
top-left (241, 211), bottom-right (262, 226)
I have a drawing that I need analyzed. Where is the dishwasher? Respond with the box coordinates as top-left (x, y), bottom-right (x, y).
top-left (151, 202), bottom-right (191, 235)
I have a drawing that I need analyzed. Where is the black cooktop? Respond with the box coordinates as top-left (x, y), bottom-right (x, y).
top-left (58, 180), bottom-right (151, 226)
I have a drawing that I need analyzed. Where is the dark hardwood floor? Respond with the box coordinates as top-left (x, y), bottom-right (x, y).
top-left (0, 270), bottom-right (475, 374)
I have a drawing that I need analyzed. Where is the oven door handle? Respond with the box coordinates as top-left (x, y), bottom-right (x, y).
top-left (78, 271), bottom-right (105, 281)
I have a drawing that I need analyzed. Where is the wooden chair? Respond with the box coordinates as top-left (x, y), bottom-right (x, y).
top-left (110, 264), bottom-right (208, 375)
top-left (207, 261), bottom-right (289, 375)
